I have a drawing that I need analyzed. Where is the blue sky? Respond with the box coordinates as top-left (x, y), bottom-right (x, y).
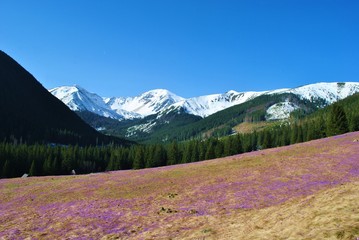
top-left (1, 0), bottom-right (358, 98)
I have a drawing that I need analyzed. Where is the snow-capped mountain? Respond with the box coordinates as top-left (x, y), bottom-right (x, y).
top-left (280, 82), bottom-right (359, 105)
top-left (50, 82), bottom-right (359, 121)
top-left (104, 89), bottom-right (184, 118)
top-left (262, 82), bottom-right (359, 120)
top-left (49, 85), bottom-right (122, 119)
top-left (171, 90), bottom-right (267, 118)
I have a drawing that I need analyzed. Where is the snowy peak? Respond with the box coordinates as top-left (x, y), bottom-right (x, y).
top-left (106, 89), bottom-right (185, 117)
top-left (286, 82), bottom-right (359, 104)
top-left (175, 91), bottom-right (265, 117)
top-left (50, 85), bottom-right (123, 119)
top-left (262, 82), bottom-right (359, 120)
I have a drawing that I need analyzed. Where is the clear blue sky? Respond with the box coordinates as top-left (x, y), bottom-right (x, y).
top-left (1, 0), bottom-right (358, 98)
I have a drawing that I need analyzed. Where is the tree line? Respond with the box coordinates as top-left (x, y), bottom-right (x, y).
top-left (1, 99), bottom-right (358, 178)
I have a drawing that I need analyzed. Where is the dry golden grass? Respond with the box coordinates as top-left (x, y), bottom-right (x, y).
top-left (233, 121), bottom-right (278, 134)
top-left (163, 181), bottom-right (359, 240)
top-left (1, 132), bottom-right (358, 239)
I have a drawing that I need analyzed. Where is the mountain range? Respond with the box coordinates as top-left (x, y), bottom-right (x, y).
top-left (51, 82), bottom-right (359, 121)
top-left (50, 82), bottom-right (359, 142)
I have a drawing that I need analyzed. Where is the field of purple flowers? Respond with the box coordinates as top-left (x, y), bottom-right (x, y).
top-left (1, 132), bottom-right (359, 239)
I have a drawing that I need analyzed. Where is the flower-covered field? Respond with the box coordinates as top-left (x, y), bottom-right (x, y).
top-left (1, 132), bottom-right (359, 239)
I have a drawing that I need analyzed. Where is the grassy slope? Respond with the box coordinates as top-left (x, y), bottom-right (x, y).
top-left (233, 121), bottom-right (280, 134)
top-left (0, 132), bottom-right (359, 239)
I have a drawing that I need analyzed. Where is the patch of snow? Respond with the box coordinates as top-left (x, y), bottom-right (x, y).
top-left (266, 101), bottom-right (300, 120)
top-left (126, 121), bottom-right (157, 137)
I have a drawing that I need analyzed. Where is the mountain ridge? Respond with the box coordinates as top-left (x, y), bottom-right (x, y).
top-left (51, 82), bottom-right (359, 121)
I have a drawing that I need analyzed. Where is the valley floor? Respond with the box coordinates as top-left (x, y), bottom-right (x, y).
top-left (1, 132), bottom-right (359, 239)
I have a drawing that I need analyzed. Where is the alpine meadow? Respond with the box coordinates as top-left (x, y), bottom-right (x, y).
top-left (1, 1), bottom-right (359, 239)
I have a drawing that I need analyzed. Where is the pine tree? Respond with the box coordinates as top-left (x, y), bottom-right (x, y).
top-left (181, 142), bottom-right (192, 164)
top-left (214, 141), bottom-right (224, 158)
top-left (167, 141), bottom-right (179, 165)
top-left (43, 156), bottom-right (53, 175)
top-left (205, 139), bottom-right (216, 160)
top-left (290, 124), bottom-right (298, 144)
top-left (106, 152), bottom-right (116, 171)
top-left (349, 114), bottom-right (359, 131)
top-left (262, 130), bottom-right (272, 149)
top-left (223, 137), bottom-right (232, 156)
top-left (296, 125), bottom-right (304, 143)
top-left (327, 104), bottom-right (349, 136)
top-left (29, 159), bottom-right (37, 176)
top-left (191, 140), bottom-right (200, 162)
top-left (133, 147), bottom-right (145, 169)
top-left (2, 160), bottom-right (11, 178)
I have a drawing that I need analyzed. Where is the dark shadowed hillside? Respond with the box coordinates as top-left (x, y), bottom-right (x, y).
top-left (0, 50), bottom-right (132, 146)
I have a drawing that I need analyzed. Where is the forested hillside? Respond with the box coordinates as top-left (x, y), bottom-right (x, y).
top-left (0, 50), bottom-right (131, 146)
top-left (2, 93), bottom-right (358, 178)
top-left (99, 92), bottom-right (322, 143)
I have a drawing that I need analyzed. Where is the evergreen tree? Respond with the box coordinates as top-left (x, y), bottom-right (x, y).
top-left (349, 114), bottom-right (359, 131)
top-left (262, 130), bottom-right (272, 149)
top-left (181, 142), bottom-right (193, 164)
top-left (214, 141), bottom-right (224, 158)
top-left (133, 147), bottom-right (145, 169)
top-left (205, 139), bottom-right (216, 160)
top-left (190, 140), bottom-right (200, 162)
top-left (2, 160), bottom-right (11, 178)
top-left (296, 125), bottom-right (304, 143)
top-left (43, 156), bottom-right (53, 175)
top-left (29, 159), bottom-right (37, 176)
top-left (223, 137), bottom-right (232, 156)
top-left (290, 124), bottom-right (298, 144)
top-left (106, 152), bottom-right (116, 171)
top-left (327, 104), bottom-right (349, 136)
top-left (167, 141), bottom-right (179, 165)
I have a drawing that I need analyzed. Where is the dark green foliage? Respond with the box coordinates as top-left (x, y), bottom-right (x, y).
top-left (349, 114), bottom-right (359, 131)
top-left (29, 160), bottom-right (38, 176)
top-left (2, 160), bottom-right (11, 178)
top-left (133, 146), bottom-right (145, 169)
top-left (0, 50), bottom-right (132, 146)
top-left (167, 141), bottom-right (180, 165)
top-left (326, 104), bottom-right (349, 136)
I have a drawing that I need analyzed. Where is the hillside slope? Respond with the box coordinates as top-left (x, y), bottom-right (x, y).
top-left (0, 50), bottom-right (131, 146)
top-left (1, 132), bottom-right (358, 239)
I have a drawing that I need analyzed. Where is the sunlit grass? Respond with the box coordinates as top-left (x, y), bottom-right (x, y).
top-left (1, 132), bottom-right (358, 239)
top-left (233, 121), bottom-right (279, 134)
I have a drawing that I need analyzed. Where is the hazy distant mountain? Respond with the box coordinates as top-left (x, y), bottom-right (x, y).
top-left (0, 50), bottom-right (131, 146)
